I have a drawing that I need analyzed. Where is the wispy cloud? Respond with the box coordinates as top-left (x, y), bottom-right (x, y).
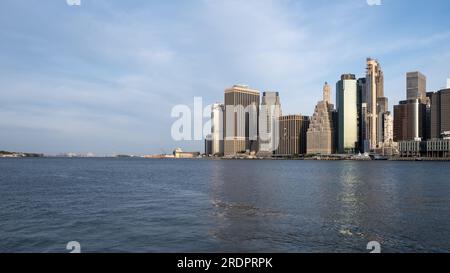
top-left (0, 0), bottom-right (449, 153)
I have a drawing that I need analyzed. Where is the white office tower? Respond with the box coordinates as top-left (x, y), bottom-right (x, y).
top-left (259, 92), bottom-right (282, 156)
top-left (211, 103), bottom-right (225, 156)
top-left (383, 112), bottom-right (394, 145)
top-left (409, 99), bottom-right (421, 141)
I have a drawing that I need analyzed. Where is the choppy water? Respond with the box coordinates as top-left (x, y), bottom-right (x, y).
top-left (0, 158), bottom-right (449, 253)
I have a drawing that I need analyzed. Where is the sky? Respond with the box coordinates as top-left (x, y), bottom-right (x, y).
top-left (0, 0), bottom-right (449, 155)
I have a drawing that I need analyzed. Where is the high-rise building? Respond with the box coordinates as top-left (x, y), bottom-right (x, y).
top-left (259, 92), bottom-right (282, 156)
top-left (393, 72), bottom-right (429, 142)
top-left (336, 74), bottom-right (358, 153)
top-left (211, 103), bottom-right (224, 156)
top-left (224, 85), bottom-right (260, 156)
top-left (393, 99), bottom-right (426, 141)
top-left (274, 115), bottom-right (310, 156)
top-left (307, 83), bottom-right (335, 155)
top-left (376, 96), bottom-right (389, 145)
top-left (205, 134), bottom-right (213, 156)
top-left (425, 92), bottom-right (434, 140)
top-left (431, 88), bottom-right (450, 139)
top-left (393, 102), bottom-right (407, 142)
top-left (365, 58), bottom-right (387, 150)
top-left (407, 72), bottom-right (427, 101)
top-left (357, 78), bottom-right (369, 152)
top-left (382, 111), bottom-right (394, 144)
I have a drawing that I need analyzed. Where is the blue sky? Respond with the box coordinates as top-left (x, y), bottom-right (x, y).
top-left (0, 0), bottom-right (449, 155)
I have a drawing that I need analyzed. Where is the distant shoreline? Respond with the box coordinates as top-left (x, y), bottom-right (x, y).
top-left (1, 156), bottom-right (449, 162)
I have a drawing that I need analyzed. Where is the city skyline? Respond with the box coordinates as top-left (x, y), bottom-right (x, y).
top-left (1, 0), bottom-right (450, 154)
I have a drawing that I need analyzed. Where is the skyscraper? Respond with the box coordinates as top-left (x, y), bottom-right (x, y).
top-left (431, 88), bottom-right (450, 139)
top-left (211, 103), bottom-right (224, 156)
top-left (274, 115), bottom-right (310, 156)
top-left (365, 58), bottom-right (387, 150)
top-left (393, 99), bottom-right (426, 141)
top-left (307, 83), bottom-right (335, 155)
top-left (357, 78), bottom-right (368, 152)
top-left (259, 92), bottom-right (282, 156)
top-left (393, 72), bottom-right (428, 142)
top-left (336, 74), bottom-right (358, 153)
top-left (224, 85), bottom-right (260, 156)
top-left (407, 71), bottom-right (427, 101)
top-left (393, 102), bottom-right (407, 142)
top-left (204, 134), bottom-right (213, 156)
top-left (382, 111), bottom-right (394, 144)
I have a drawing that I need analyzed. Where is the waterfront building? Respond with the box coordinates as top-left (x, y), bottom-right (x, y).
top-left (431, 88), bottom-right (450, 139)
top-left (224, 85), bottom-right (260, 156)
top-left (357, 78), bottom-right (369, 153)
top-left (204, 134), bottom-right (213, 156)
top-left (173, 148), bottom-right (201, 159)
top-left (211, 103), bottom-right (225, 156)
top-left (398, 139), bottom-right (450, 158)
top-left (382, 111), bottom-right (394, 144)
top-left (259, 92), bottom-right (282, 156)
top-left (394, 72), bottom-right (430, 142)
top-left (407, 71), bottom-right (427, 101)
top-left (274, 115), bottom-right (310, 157)
top-left (336, 74), bottom-right (358, 153)
top-left (307, 82), bottom-right (336, 155)
top-left (365, 58), bottom-right (388, 150)
top-left (425, 92), bottom-right (434, 140)
top-left (393, 99), bottom-right (426, 141)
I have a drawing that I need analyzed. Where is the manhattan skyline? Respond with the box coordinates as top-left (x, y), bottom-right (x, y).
top-left (1, 0), bottom-right (450, 155)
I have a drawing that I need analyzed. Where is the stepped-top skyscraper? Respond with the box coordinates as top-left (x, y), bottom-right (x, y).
top-left (366, 58), bottom-right (388, 150)
top-left (259, 92), bottom-right (282, 156)
top-left (307, 82), bottom-right (335, 154)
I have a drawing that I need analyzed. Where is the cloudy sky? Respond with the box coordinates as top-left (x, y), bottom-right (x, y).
top-left (0, 0), bottom-right (449, 155)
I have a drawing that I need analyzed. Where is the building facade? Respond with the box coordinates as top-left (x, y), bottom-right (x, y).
top-left (204, 134), bottom-right (213, 156)
top-left (394, 99), bottom-right (427, 141)
top-left (431, 88), bottom-right (450, 139)
top-left (357, 78), bottom-right (369, 152)
top-left (398, 139), bottom-right (450, 158)
top-left (211, 103), bottom-right (224, 156)
top-left (394, 72), bottom-right (429, 142)
top-left (224, 85), bottom-right (260, 156)
top-left (274, 115), bottom-right (310, 156)
top-left (382, 111), bottom-right (394, 144)
top-left (259, 92), bottom-right (282, 156)
top-left (336, 74), bottom-right (358, 153)
top-left (365, 58), bottom-right (387, 150)
top-left (307, 83), bottom-right (336, 155)
top-left (407, 71), bottom-right (427, 101)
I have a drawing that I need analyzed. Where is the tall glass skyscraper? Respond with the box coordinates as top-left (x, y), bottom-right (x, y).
top-left (336, 74), bottom-right (358, 153)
